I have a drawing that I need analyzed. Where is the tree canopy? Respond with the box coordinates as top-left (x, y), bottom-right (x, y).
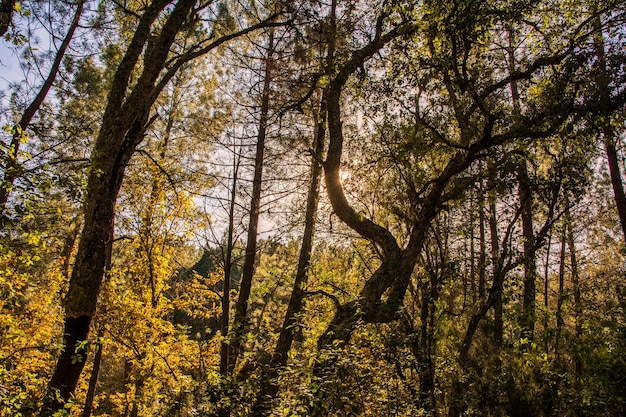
top-left (1, 0), bottom-right (626, 416)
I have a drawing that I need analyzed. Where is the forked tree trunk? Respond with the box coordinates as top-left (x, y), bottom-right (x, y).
top-left (41, 2), bottom-right (198, 413)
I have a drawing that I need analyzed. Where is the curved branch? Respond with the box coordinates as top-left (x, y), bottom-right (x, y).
top-left (324, 21), bottom-right (417, 256)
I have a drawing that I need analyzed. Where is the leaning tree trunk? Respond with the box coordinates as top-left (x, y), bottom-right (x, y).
top-left (0, 0), bottom-right (85, 218)
top-left (270, 89), bottom-right (326, 372)
top-left (253, 72), bottom-right (330, 417)
top-left (41, 2), bottom-right (198, 413)
top-left (40, 2), bottom-right (281, 414)
top-left (43, 110), bottom-right (151, 415)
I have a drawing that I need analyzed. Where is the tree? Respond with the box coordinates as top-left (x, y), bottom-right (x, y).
top-left (42, 1), bottom-right (284, 412)
top-left (227, 27), bottom-right (276, 375)
top-left (251, 2), bottom-right (337, 413)
top-left (592, 14), bottom-right (626, 243)
top-left (0, 0), bottom-right (86, 219)
top-left (310, 1), bottom-right (626, 415)
top-left (1, 0), bottom-right (626, 415)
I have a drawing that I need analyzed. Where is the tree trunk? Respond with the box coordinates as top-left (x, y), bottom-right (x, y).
top-left (129, 376), bottom-right (146, 417)
top-left (478, 175), bottom-right (487, 301)
top-left (81, 324), bottom-right (105, 417)
top-left (310, 20), bottom-right (478, 417)
top-left (418, 262), bottom-right (441, 414)
top-left (566, 208), bottom-right (583, 415)
top-left (543, 232), bottom-right (552, 352)
top-left (60, 212), bottom-right (83, 280)
top-left (270, 0), bottom-right (335, 366)
top-left (41, 2), bottom-right (198, 413)
top-left (228, 29), bottom-right (275, 372)
top-left (592, 16), bottom-right (626, 243)
top-left (449, 268), bottom-right (504, 417)
top-left (254, 87), bottom-right (330, 417)
top-left (0, 0), bottom-right (85, 218)
top-left (469, 191), bottom-right (476, 303)
top-left (518, 160), bottom-right (537, 340)
top-left (604, 140), bottom-right (626, 242)
top-left (554, 223), bottom-right (567, 359)
top-left (507, 28), bottom-right (537, 340)
top-left (487, 173), bottom-right (503, 352)
top-left (42, 109), bottom-right (149, 414)
top-left (220, 148), bottom-right (241, 376)
top-left (449, 185), bottom-right (502, 417)
top-left (272, 93), bottom-right (326, 367)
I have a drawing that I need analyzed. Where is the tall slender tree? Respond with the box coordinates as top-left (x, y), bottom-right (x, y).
top-left (228, 27), bottom-right (276, 373)
top-left (0, 0), bottom-right (86, 218)
top-left (593, 16), bottom-right (626, 243)
top-left (251, 3), bottom-right (337, 413)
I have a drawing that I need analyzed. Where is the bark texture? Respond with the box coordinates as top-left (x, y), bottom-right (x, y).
top-left (41, 2), bottom-right (197, 413)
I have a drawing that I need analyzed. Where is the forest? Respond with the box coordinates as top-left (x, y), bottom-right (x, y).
top-left (1, 0), bottom-right (626, 416)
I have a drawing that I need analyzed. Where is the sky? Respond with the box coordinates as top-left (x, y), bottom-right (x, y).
top-left (0, 2), bottom-right (59, 110)
top-left (0, 40), bottom-right (24, 87)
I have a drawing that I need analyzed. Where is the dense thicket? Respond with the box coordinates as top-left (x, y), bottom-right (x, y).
top-left (1, 0), bottom-right (626, 416)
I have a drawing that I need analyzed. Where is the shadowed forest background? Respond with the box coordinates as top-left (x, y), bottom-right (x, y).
top-left (1, 0), bottom-right (626, 416)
